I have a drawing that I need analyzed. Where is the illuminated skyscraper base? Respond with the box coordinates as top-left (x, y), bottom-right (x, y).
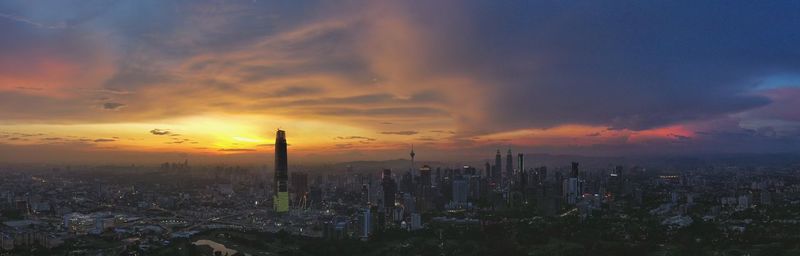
top-left (274, 191), bottom-right (289, 212)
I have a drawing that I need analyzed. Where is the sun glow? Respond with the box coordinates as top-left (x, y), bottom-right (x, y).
top-left (0, 113), bottom-right (371, 154)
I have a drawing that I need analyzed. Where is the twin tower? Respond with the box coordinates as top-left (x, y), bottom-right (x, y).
top-left (274, 129), bottom-right (289, 212)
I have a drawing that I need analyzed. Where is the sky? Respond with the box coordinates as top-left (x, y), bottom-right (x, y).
top-left (1, 0), bottom-right (799, 164)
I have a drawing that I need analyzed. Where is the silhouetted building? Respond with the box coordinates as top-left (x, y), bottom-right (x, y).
top-left (506, 149), bottom-right (513, 185)
top-left (360, 208), bottom-right (372, 240)
top-left (291, 172), bottom-right (309, 205)
top-left (564, 162), bottom-right (582, 205)
top-left (536, 166), bottom-right (548, 182)
top-left (571, 162), bottom-right (580, 178)
top-left (463, 165), bottom-right (477, 176)
top-left (452, 179), bottom-right (468, 204)
top-left (409, 145), bottom-right (416, 176)
top-left (417, 165), bottom-right (433, 212)
top-left (361, 183), bottom-right (370, 206)
top-left (274, 129), bottom-right (289, 212)
top-left (494, 149), bottom-right (502, 183)
top-left (381, 169), bottom-right (397, 211)
top-left (419, 165), bottom-right (432, 186)
top-left (401, 171), bottom-right (414, 194)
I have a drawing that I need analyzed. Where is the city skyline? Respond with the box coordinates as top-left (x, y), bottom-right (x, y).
top-left (1, 1), bottom-right (800, 164)
top-left (2, 2), bottom-right (800, 255)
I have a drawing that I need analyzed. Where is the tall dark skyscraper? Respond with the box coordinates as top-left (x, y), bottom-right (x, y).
top-left (518, 153), bottom-right (524, 174)
top-left (381, 169), bottom-right (397, 211)
top-left (571, 162), bottom-right (579, 178)
top-left (274, 129), bottom-right (289, 212)
top-left (506, 149), bottom-right (513, 184)
top-left (417, 165), bottom-right (433, 212)
top-left (494, 149), bottom-right (502, 182)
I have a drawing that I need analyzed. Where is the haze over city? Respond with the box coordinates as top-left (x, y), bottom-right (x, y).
top-left (2, 1), bottom-right (799, 164)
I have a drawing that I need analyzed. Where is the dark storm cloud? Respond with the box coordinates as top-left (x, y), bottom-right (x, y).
top-left (400, 1), bottom-right (800, 131)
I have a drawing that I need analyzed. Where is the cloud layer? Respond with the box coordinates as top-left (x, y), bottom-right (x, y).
top-left (0, 0), bottom-right (799, 163)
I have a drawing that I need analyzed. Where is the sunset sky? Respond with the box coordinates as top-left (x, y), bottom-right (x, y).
top-left (1, 1), bottom-right (799, 164)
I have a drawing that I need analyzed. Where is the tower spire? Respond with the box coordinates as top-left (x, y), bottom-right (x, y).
top-left (410, 144), bottom-right (416, 175)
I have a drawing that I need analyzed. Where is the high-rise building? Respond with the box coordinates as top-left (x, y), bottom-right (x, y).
top-left (537, 166), bottom-right (548, 182)
top-left (291, 172), bottom-right (309, 204)
top-left (410, 145), bottom-right (416, 176)
top-left (452, 179), bottom-right (469, 204)
top-left (518, 153), bottom-right (524, 175)
top-left (468, 175), bottom-right (483, 201)
top-left (419, 165), bottom-right (432, 187)
top-left (381, 169), bottom-right (397, 211)
top-left (360, 208), bottom-right (372, 240)
top-left (417, 165), bottom-right (433, 212)
top-left (506, 149), bottom-right (514, 181)
top-left (563, 177), bottom-right (581, 205)
top-left (571, 162), bottom-right (580, 178)
top-left (564, 162), bottom-right (582, 205)
top-left (274, 129), bottom-right (289, 212)
top-left (462, 165), bottom-right (477, 176)
top-left (361, 183), bottom-right (370, 206)
top-left (401, 171), bottom-right (414, 194)
top-left (494, 149), bottom-right (502, 183)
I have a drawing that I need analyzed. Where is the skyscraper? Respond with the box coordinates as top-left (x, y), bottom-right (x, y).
top-left (506, 149), bottom-right (513, 185)
top-left (452, 179), bottom-right (469, 204)
top-left (494, 149), bottom-right (502, 183)
top-left (409, 145), bottom-right (416, 176)
top-left (381, 169), bottom-right (397, 211)
top-left (571, 162), bottom-right (579, 178)
top-left (564, 162), bottom-right (582, 205)
top-left (417, 165), bottom-right (433, 213)
top-left (274, 129), bottom-right (289, 212)
top-left (291, 172), bottom-right (309, 199)
top-left (360, 208), bottom-right (372, 240)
